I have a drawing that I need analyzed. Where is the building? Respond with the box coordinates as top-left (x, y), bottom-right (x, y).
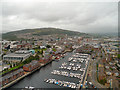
top-left (0, 69), bottom-right (24, 87)
top-left (0, 61), bottom-right (10, 72)
top-left (23, 60), bottom-right (40, 72)
top-left (29, 50), bottom-right (35, 55)
top-left (3, 50), bottom-right (32, 64)
top-left (39, 54), bottom-right (52, 64)
top-left (17, 43), bottom-right (32, 49)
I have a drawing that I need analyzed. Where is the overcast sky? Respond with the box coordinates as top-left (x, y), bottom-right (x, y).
top-left (1, 0), bottom-right (118, 33)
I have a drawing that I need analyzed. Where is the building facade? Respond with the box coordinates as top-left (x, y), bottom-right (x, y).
top-left (3, 50), bottom-right (32, 64)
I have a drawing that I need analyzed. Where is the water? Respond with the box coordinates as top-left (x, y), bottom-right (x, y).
top-left (9, 52), bottom-right (86, 89)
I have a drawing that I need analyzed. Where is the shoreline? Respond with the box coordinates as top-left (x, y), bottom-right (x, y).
top-left (1, 50), bottom-right (74, 90)
top-left (1, 60), bottom-right (53, 90)
top-left (76, 56), bottom-right (90, 90)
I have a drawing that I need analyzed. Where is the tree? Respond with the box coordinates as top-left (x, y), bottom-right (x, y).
top-left (34, 54), bottom-right (40, 60)
top-left (39, 50), bottom-right (43, 55)
top-left (10, 64), bottom-right (12, 68)
top-left (118, 54), bottom-right (120, 59)
top-left (13, 63), bottom-right (16, 67)
top-left (65, 46), bottom-right (68, 48)
top-left (46, 45), bottom-right (51, 48)
top-left (27, 48), bottom-right (30, 50)
top-left (99, 78), bottom-right (107, 85)
top-left (22, 56), bottom-right (35, 64)
top-left (52, 48), bottom-right (56, 52)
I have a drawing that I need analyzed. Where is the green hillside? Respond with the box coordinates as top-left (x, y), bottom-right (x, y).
top-left (2, 28), bottom-right (90, 40)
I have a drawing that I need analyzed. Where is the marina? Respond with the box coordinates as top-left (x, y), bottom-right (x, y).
top-left (51, 70), bottom-right (82, 79)
top-left (44, 78), bottom-right (78, 88)
top-left (44, 52), bottom-right (89, 88)
top-left (9, 51), bottom-right (90, 89)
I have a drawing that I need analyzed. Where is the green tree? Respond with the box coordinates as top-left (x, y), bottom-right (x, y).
top-left (46, 45), bottom-right (51, 48)
top-left (34, 54), bottom-right (40, 60)
top-left (99, 78), bottom-right (107, 85)
top-left (65, 46), bottom-right (68, 48)
top-left (118, 54), bottom-right (120, 59)
top-left (52, 48), bottom-right (56, 52)
top-left (10, 64), bottom-right (12, 68)
top-left (22, 56), bottom-right (34, 64)
top-left (13, 63), bottom-right (16, 67)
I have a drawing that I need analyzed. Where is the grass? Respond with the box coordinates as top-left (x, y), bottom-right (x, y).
top-left (1, 50), bottom-right (40, 76)
top-left (98, 78), bottom-right (107, 85)
top-left (52, 48), bottom-right (56, 52)
top-left (0, 63), bottom-right (24, 75)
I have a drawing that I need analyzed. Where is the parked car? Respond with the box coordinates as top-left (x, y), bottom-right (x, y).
top-left (89, 82), bottom-right (92, 85)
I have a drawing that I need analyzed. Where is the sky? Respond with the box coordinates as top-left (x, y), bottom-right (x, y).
top-left (1, 0), bottom-right (118, 34)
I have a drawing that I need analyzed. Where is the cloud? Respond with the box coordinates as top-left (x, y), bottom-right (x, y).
top-left (1, 1), bottom-right (118, 33)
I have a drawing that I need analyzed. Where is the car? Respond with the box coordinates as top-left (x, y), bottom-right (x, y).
top-left (89, 82), bottom-right (92, 85)
top-left (92, 85), bottom-right (95, 88)
top-left (85, 86), bottom-right (88, 89)
top-left (85, 81), bottom-right (88, 85)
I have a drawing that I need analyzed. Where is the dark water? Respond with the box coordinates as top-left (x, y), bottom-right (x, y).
top-left (9, 52), bottom-right (85, 89)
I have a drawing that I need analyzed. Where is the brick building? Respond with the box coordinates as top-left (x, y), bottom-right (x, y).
top-left (23, 60), bottom-right (40, 72)
top-left (0, 69), bottom-right (24, 87)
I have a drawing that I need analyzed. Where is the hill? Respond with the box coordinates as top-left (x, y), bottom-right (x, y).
top-left (2, 28), bottom-right (91, 40)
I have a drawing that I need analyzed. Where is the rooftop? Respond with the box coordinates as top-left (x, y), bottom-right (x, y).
top-left (0, 68), bottom-right (23, 82)
top-left (3, 53), bottom-right (30, 58)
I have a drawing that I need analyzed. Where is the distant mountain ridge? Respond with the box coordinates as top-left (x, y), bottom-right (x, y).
top-left (2, 28), bottom-right (90, 40)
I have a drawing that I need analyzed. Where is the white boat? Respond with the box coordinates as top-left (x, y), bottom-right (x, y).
top-left (25, 86), bottom-right (35, 89)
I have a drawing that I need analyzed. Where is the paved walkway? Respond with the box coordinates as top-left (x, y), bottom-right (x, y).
top-left (77, 56), bottom-right (90, 90)
top-left (82, 57), bottom-right (91, 88)
top-left (1, 72), bottom-right (30, 89)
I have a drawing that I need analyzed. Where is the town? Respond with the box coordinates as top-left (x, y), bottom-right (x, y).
top-left (0, 33), bottom-right (119, 89)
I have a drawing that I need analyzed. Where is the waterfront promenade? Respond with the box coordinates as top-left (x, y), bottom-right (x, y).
top-left (77, 55), bottom-right (90, 90)
top-left (82, 56), bottom-right (91, 89)
top-left (1, 61), bottom-right (50, 89)
top-left (3, 51), bottom-right (89, 89)
top-left (1, 72), bottom-right (30, 89)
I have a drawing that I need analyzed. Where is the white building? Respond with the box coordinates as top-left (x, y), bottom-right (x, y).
top-left (3, 50), bottom-right (32, 63)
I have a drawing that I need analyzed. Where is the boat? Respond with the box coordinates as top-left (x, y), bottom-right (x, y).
top-left (44, 79), bottom-right (47, 82)
top-left (25, 86), bottom-right (35, 89)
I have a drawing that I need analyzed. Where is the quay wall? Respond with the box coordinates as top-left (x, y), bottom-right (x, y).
top-left (1, 60), bottom-right (53, 90)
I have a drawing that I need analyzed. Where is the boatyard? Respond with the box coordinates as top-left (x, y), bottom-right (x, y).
top-left (9, 51), bottom-right (90, 89)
